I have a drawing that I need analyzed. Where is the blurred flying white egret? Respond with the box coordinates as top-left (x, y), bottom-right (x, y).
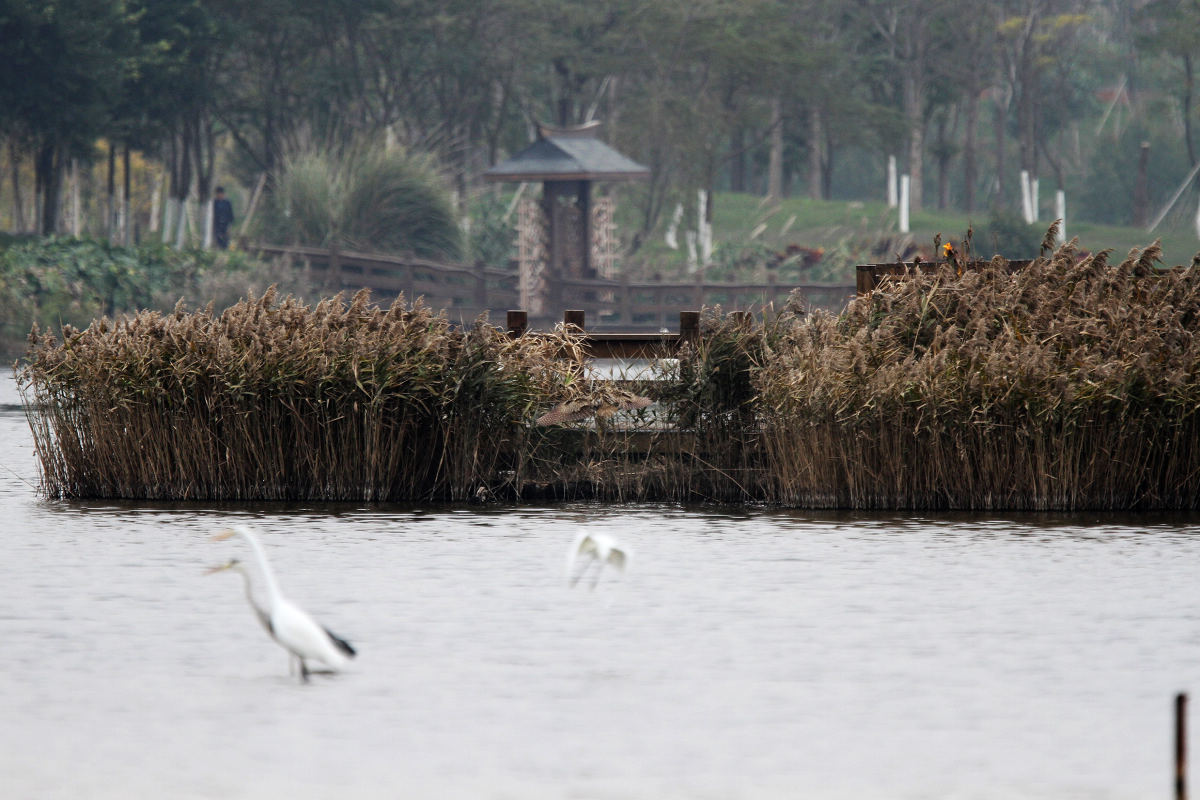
top-left (207, 525), bottom-right (356, 682)
top-left (566, 531), bottom-right (629, 589)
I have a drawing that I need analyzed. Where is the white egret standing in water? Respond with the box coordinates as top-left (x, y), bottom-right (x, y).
top-left (566, 531), bottom-right (629, 589)
top-left (207, 525), bottom-right (356, 681)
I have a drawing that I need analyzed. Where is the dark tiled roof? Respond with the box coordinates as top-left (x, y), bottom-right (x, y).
top-left (485, 135), bottom-right (649, 182)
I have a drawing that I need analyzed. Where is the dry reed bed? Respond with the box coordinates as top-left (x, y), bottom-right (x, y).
top-left (758, 238), bottom-right (1200, 509)
top-left (20, 288), bottom-right (581, 501)
top-left (19, 235), bottom-right (1200, 508)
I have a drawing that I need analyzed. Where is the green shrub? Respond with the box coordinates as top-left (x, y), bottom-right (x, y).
top-left (0, 236), bottom-right (313, 357)
top-left (976, 209), bottom-right (1042, 259)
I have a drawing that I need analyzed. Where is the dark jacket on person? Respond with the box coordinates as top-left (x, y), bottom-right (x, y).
top-left (213, 197), bottom-right (234, 230)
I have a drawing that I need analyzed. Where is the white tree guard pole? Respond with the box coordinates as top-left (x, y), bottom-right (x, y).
top-left (1031, 177), bottom-right (1040, 222)
top-left (202, 200), bottom-right (214, 249)
top-left (887, 155), bottom-right (898, 208)
top-left (148, 180), bottom-right (160, 234)
top-left (1056, 190), bottom-right (1066, 245)
top-left (665, 202), bottom-right (683, 250)
top-left (697, 189), bottom-right (713, 262)
top-left (70, 159), bottom-right (81, 237)
top-left (685, 230), bottom-right (699, 272)
top-left (162, 198), bottom-right (176, 244)
top-left (175, 198), bottom-right (189, 250)
top-left (899, 174), bottom-right (910, 233)
top-left (117, 184), bottom-right (126, 245)
top-left (1019, 170), bottom-right (1033, 224)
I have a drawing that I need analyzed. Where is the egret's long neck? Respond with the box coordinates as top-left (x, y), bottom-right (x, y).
top-left (236, 528), bottom-right (284, 606)
top-left (236, 566), bottom-right (267, 614)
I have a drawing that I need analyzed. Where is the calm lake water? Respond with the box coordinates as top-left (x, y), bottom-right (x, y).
top-left (3, 367), bottom-right (1200, 799)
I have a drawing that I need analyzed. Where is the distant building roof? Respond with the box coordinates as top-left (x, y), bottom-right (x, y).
top-left (485, 122), bottom-right (650, 183)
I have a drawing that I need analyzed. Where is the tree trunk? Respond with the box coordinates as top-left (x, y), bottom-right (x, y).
top-left (70, 158), bottom-right (81, 237)
top-left (1017, 79), bottom-right (1037, 181)
top-left (485, 80), bottom-right (509, 170)
top-left (191, 111), bottom-right (216, 249)
top-left (730, 127), bottom-right (746, 193)
top-left (169, 126), bottom-right (193, 248)
top-left (162, 198), bottom-right (177, 244)
top-left (903, 70), bottom-right (924, 212)
top-left (807, 105), bottom-right (823, 200)
top-left (162, 137), bottom-right (176, 243)
top-left (993, 98), bottom-right (1007, 208)
top-left (935, 113), bottom-right (950, 210)
top-left (123, 143), bottom-right (132, 246)
top-left (822, 127), bottom-right (834, 200)
top-left (35, 139), bottom-right (65, 236)
top-left (11, 141), bottom-right (25, 234)
top-left (553, 58), bottom-right (572, 127)
top-left (1133, 140), bottom-right (1150, 228)
top-left (175, 197), bottom-right (189, 250)
top-left (149, 172), bottom-right (162, 234)
top-left (963, 88), bottom-right (979, 213)
top-left (1185, 53), bottom-right (1197, 183)
top-left (767, 97), bottom-right (784, 200)
top-left (107, 141), bottom-right (117, 242)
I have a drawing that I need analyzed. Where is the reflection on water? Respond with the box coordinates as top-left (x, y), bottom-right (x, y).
top-left (3, 369), bottom-right (1200, 799)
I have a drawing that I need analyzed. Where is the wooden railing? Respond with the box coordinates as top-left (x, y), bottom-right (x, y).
top-left (549, 274), bottom-right (855, 331)
top-left (253, 244), bottom-right (519, 319)
top-left (505, 309), bottom-right (702, 359)
top-left (252, 243), bottom-right (857, 330)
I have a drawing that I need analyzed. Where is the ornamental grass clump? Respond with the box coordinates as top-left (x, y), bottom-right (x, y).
top-left (261, 146), bottom-right (462, 260)
top-left (758, 232), bottom-right (1200, 509)
top-left (19, 288), bottom-right (574, 501)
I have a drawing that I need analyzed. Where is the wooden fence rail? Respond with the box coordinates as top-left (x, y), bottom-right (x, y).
top-left (252, 243), bottom-right (857, 330)
top-left (505, 308), bottom-right (700, 359)
top-left (856, 259), bottom-right (1035, 293)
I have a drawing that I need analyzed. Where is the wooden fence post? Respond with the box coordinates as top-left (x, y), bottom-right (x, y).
top-left (1178, 692), bottom-right (1188, 800)
top-left (325, 243), bottom-right (342, 292)
top-left (620, 273), bottom-right (632, 328)
top-left (564, 309), bottom-right (585, 331)
top-left (679, 311), bottom-right (700, 343)
top-left (474, 270), bottom-right (488, 311)
top-left (507, 310), bottom-right (528, 338)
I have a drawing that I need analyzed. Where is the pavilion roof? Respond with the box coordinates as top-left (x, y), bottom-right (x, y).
top-left (484, 123), bottom-right (649, 183)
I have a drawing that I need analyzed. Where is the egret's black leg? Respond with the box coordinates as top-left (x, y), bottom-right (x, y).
top-left (300, 659), bottom-right (310, 683)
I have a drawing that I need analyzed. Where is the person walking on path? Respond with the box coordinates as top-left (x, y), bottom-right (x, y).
top-left (213, 186), bottom-right (234, 249)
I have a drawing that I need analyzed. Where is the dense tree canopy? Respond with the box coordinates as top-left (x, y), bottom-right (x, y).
top-left (0, 0), bottom-right (1196, 240)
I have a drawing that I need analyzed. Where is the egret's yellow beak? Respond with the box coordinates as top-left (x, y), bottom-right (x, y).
top-left (204, 561), bottom-right (235, 575)
top-left (211, 529), bottom-right (237, 542)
